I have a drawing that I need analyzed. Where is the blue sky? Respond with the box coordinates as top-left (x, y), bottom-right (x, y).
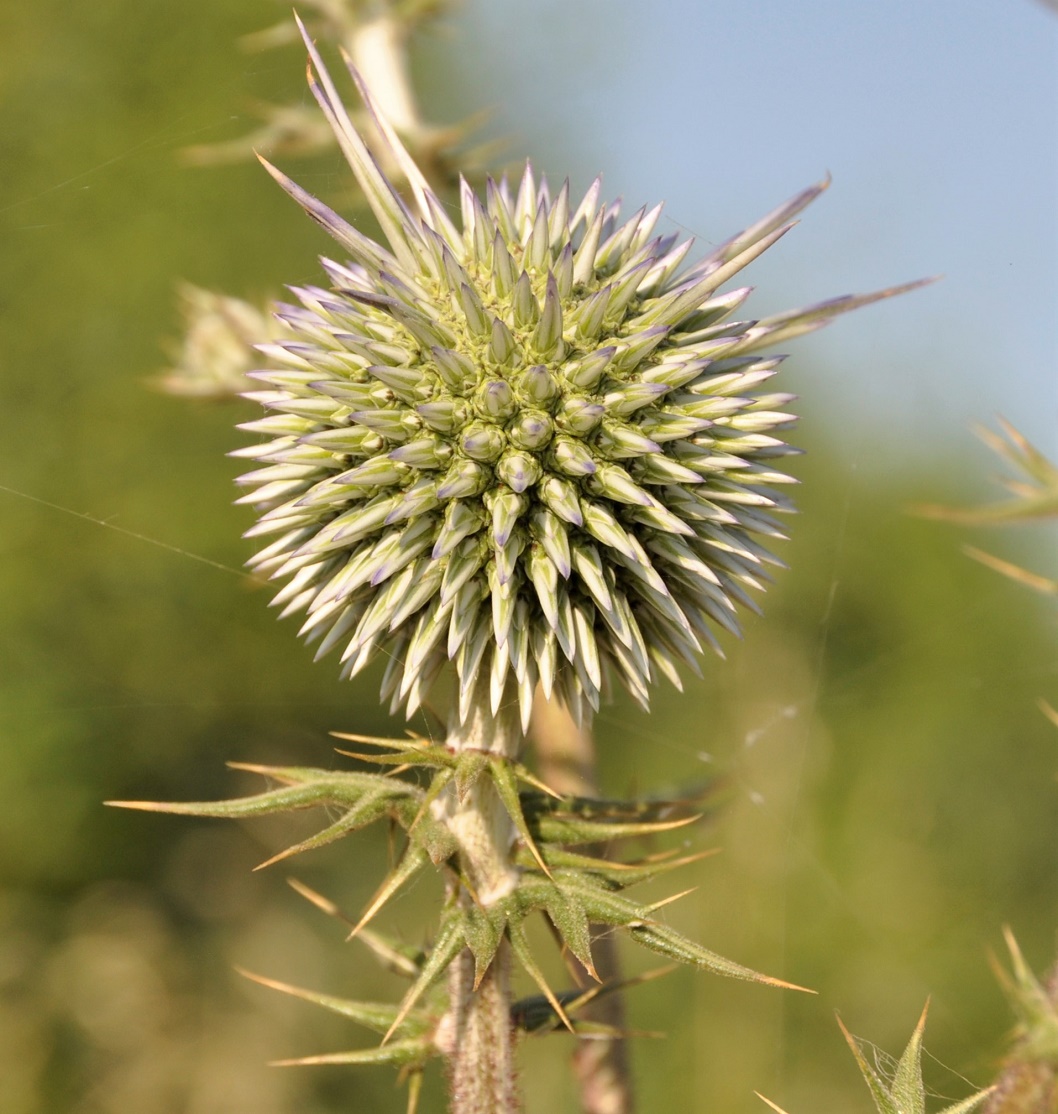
top-left (441, 0), bottom-right (1058, 470)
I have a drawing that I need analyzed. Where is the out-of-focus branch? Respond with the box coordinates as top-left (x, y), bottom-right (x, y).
top-left (164, 0), bottom-right (487, 401)
top-left (182, 0), bottom-right (488, 193)
top-left (915, 419), bottom-right (1058, 597)
top-left (530, 691), bottom-right (636, 1114)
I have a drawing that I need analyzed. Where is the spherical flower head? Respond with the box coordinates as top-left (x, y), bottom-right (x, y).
top-left (235, 23), bottom-right (925, 730)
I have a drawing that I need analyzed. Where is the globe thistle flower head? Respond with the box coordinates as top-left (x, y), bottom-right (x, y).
top-left (235, 21), bottom-right (927, 729)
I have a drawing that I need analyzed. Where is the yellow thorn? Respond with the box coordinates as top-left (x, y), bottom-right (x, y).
top-left (1038, 699), bottom-right (1058, 728)
top-left (253, 846), bottom-right (300, 871)
top-left (962, 546), bottom-right (1058, 594)
top-left (234, 965), bottom-right (299, 995)
top-left (349, 887), bottom-right (396, 940)
top-left (348, 859), bottom-right (418, 940)
top-left (331, 730), bottom-right (429, 749)
top-left (226, 760), bottom-right (296, 780)
top-left (515, 766), bottom-right (564, 799)
top-left (643, 887), bottom-right (697, 913)
top-left (761, 974), bottom-right (816, 994)
top-left (287, 878), bottom-right (347, 921)
top-left (754, 1092), bottom-right (792, 1114)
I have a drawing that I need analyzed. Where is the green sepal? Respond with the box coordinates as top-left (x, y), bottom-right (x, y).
top-left (461, 903), bottom-right (505, 987)
top-left (488, 756), bottom-right (552, 877)
top-left (542, 885), bottom-right (597, 980)
top-left (397, 772), bottom-right (459, 863)
top-left (455, 750), bottom-right (489, 801)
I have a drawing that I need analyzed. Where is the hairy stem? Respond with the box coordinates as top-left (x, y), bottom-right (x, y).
top-left (435, 686), bottom-right (523, 1114)
top-left (530, 690), bottom-right (635, 1114)
top-left (445, 925), bottom-right (520, 1114)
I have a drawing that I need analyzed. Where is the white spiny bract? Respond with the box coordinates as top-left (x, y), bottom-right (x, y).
top-left (234, 23), bottom-right (920, 729)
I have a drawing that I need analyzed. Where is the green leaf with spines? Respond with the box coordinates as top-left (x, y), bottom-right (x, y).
top-left (334, 746), bottom-right (451, 770)
top-left (992, 927), bottom-right (1058, 1067)
top-left (287, 878), bottom-right (427, 978)
top-left (541, 886), bottom-right (597, 980)
top-left (273, 1038), bottom-right (434, 1069)
top-left (487, 754), bottom-right (552, 877)
top-left (254, 788), bottom-right (396, 869)
top-left (392, 794), bottom-right (459, 864)
top-left (833, 1004), bottom-right (994, 1114)
top-left (628, 922), bottom-right (803, 990)
top-left (454, 750), bottom-right (489, 800)
top-left (238, 968), bottom-right (431, 1038)
top-left (514, 844), bottom-right (716, 890)
top-left (520, 788), bottom-right (706, 845)
top-left (530, 870), bottom-right (805, 990)
top-left (350, 844), bottom-right (433, 938)
top-left (107, 764), bottom-right (418, 820)
top-left (512, 965), bottom-right (674, 1035)
top-left (506, 917), bottom-right (574, 1031)
top-left (385, 906), bottom-right (468, 1042)
top-left (461, 903), bottom-right (506, 988)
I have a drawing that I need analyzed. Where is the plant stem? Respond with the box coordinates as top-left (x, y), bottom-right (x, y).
top-left (344, 7), bottom-right (452, 190)
top-left (530, 691), bottom-right (635, 1114)
top-left (446, 929), bottom-right (520, 1114)
top-left (435, 685), bottom-right (523, 1114)
top-left (347, 13), bottom-right (420, 135)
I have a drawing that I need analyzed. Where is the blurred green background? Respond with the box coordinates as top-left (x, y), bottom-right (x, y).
top-left (1, 2), bottom-right (1055, 1112)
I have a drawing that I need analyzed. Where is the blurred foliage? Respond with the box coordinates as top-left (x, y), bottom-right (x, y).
top-left (155, 284), bottom-right (287, 400)
top-left (759, 1003), bottom-right (994, 1114)
top-left (1, 2), bottom-right (1056, 1112)
top-left (916, 419), bottom-right (1058, 597)
top-left (982, 929), bottom-right (1058, 1113)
